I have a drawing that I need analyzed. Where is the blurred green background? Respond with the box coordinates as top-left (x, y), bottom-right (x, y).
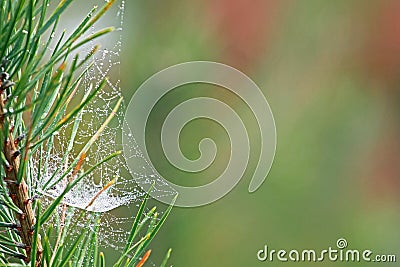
top-left (76, 0), bottom-right (400, 266)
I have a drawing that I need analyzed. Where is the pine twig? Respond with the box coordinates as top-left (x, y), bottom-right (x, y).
top-left (0, 76), bottom-right (43, 266)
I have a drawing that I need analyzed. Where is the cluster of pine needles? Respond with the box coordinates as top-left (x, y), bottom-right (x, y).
top-left (0, 0), bottom-right (173, 266)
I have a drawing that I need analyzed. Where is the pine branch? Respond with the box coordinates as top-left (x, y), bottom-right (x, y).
top-left (0, 75), bottom-right (42, 265)
top-left (0, 1), bottom-right (174, 266)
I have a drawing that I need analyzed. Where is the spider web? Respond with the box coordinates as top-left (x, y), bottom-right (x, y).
top-left (30, 0), bottom-right (177, 256)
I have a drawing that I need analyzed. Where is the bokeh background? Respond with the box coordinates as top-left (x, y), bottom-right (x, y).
top-left (71, 0), bottom-right (400, 266)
